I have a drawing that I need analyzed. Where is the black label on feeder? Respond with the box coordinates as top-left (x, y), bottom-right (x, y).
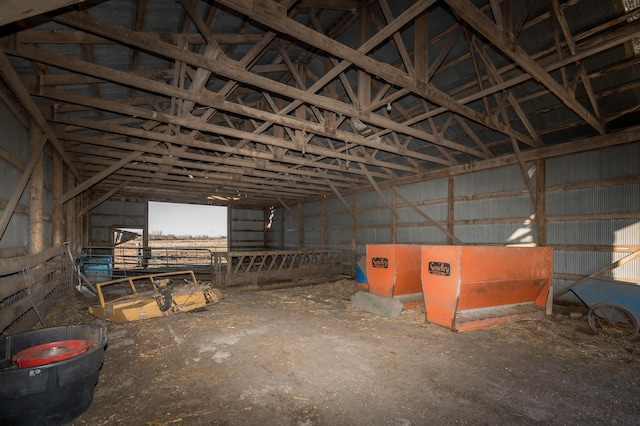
top-left (428, 262), bottom-right (451, 276)
top-left (371, 257), bottom-right (389, 268)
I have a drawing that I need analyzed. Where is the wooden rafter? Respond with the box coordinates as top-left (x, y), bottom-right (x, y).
top-left (0, 0), bottom-right (637, 208)
top-left (445, 0), bottom-right (605, 135)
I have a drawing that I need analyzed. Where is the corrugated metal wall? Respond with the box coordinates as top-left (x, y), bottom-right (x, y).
top-left (547, 143), bottom-right (640, 302)
top-left (89, 200), bottom-right (146, 245)
top-left (74, 140), bottom-right (638, 297)
top-left (267, 143), bottom-right (639, 296)
top-left (0, 102), bottom-right (31, 254)
top-left (229, 207), bottom-right (265, 251)
top-left (323, 196), bottom-right (353, 251)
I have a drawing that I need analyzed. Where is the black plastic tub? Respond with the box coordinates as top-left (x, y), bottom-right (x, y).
top-left (0, 324), bottom-right (108, 426)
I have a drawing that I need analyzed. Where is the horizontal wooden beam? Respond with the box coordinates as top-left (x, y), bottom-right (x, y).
top-left (15, 29), bottom-right (264, 45)
top-left (0, 0), bottom-right (85, 26)
top-left (445, 0), bottom-right (605, 135)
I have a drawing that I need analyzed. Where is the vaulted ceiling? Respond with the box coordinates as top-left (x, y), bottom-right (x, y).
top-left (1, 0), bottom-right (639, 208)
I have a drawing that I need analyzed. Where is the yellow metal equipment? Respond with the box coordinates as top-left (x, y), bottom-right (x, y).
top-left (88, 271), bottom-right (223, 322)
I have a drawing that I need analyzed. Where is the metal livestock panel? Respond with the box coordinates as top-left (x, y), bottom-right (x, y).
top-left (546, 143), bottom-right (640, 185)
top-left (455, 223), bottom-right (537, 244)
top-left (455, 165), bottom-right (527, 196)
top-left (455, 195), bottom-right (534, 220)
top-left (546, 184), bottom-right (640, 216)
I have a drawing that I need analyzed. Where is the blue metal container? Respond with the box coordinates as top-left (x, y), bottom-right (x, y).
top-left (571, 278), bottom-right (640, 320)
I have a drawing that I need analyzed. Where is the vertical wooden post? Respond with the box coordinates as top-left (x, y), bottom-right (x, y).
top-left (279, 206), bottom-right (284, 249)
top-left (295, 106), bottom-right (306, 152)
top-left (65, 172), bottom-right (76, 248)
top-left (351, 193), bottom-right (357, 253)
top-left (52, 151), bottom-right (63, 248)
top-left (415, 11), bottom-right (428, 85)
top-left (82, 193), bottom-right (90, 247)
top-left (391, 186), bottom-right (397, 243)
top-left (324, 58), bottom-right (337, 129)
top-left (321, 198), bottom-right (326, 248)
top-left (536, 159), bottom-right (547, 246)
top-left (358, 3), bottom-right (371, 111)
top-left (297, 203), bottom-right (303, 248)
top-left (263, 207), bottom-right (268, 249)
top-left (447, 175), bottom-right (455, 245)
top-left (29, 123), bottom-right (44, 254)
top-left (143, 201), bottom-right (149, 268)
top-left (227, 206), bottom-right (233, 251)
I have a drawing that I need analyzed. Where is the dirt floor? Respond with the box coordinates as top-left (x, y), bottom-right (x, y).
top-left (53, 277), bottom-right (639, 426)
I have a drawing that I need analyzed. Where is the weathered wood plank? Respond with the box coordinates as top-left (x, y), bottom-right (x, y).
top-left (0, 246), bottom-right (64, 276)
top-left (0, 0), bottom-right (86, 26)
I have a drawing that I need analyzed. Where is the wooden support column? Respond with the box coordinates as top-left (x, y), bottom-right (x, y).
top-left (29, 124), bottom-right (45, 254)
top-left (321, 198), bottom-right (326, 248)
top-left (295, 106), bottom-right (306, 153)
top-left (323, 58), bottom-right (337, 131)
top-left (391, 186), bottom-right (397, 243)
top-left (227, 206), bottom-right (233, 251)
top-left (279, 206), bottom-right (284, 249)
top-left (82, 192), bottom-right (89, 246)
top-left (263, 207), bottom-right (268, 249)
top-left (351, 193), bottom-right (357, 254)
top-left (448, 175), bottom-right (455, 245)
top-left (414, 11), bottom-right (428, 85)
top-left (297, 203), bottom-right (303, 248)
top-left (358, 2), bottom-right (371, 111)
top-left (143, 201), bottom-right (149, 268)
top-left (65, 172), bottom-right (76, 249)
top-left (536, 158), bottom-right (547, 246)
top-left (52, 150), bottom-right (63, 247)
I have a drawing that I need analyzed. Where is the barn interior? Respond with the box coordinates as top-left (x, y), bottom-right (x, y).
top-left (0, 0), bottom-right (639, 424)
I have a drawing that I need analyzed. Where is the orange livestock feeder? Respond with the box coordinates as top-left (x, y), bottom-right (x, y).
top-left (365, 244), bottom-right (424, 309)
top-left (421, 245), bottom-right (553, 332)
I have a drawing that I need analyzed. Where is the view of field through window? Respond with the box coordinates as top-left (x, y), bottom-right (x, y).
top-left (112, 202), bottom-right (228, 270)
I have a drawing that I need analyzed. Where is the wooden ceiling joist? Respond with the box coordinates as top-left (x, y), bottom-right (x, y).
top-left (0, 0), bottom-right (637, 207)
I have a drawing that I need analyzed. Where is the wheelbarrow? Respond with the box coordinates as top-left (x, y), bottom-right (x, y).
top-left (571, 277), bottom-right (640, 340)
